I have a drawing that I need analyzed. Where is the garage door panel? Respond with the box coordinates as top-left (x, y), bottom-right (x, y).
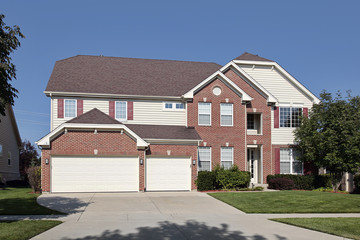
top-left (52, 156), bottom-right (139, 192)
top-left (146, 157), bottom-right (191, 191)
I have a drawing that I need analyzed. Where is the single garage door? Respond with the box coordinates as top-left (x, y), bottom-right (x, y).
top-left (146, 157), bottom-right (191, 191)
top-left (51, 156), bottom-right (139, 192)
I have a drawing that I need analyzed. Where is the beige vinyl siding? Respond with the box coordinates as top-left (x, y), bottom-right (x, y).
top-left (238, 64), bottom-right (314, 145)
top-left (51, 98), bottom-right (186, 129)
top-left (0, 108), bottom-right (20, 180)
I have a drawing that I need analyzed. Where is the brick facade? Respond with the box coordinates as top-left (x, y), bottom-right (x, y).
top-left (41, 130), bottom-right (198, 192)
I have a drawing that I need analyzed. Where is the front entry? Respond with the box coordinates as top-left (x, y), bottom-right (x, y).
top-left (247, 148), bottom-right (260, 184)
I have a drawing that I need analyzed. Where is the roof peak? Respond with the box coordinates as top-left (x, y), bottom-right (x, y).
top-left (234, 52), bottom-right (273, 62)
top-left (66, 108), bottom-right (122, 124)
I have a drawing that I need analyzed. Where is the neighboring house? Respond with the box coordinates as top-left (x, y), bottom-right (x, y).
top-left (36, 52), bottom-right (320, 193)
top-left (0, 105), bottom-right (21, 182)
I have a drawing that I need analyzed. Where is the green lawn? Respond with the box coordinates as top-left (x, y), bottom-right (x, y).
top-left (209, 191), bottom-right (360, 213)
top-left (271, 218), bottom-right (360, 240)
top-left (0, 188), bottom-right (64, 215)
top-left (0, 220), bottom-right (62, 240)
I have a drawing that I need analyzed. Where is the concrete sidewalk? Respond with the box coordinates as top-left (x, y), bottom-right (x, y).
top-left (1, 192), bottom-right (356, 240)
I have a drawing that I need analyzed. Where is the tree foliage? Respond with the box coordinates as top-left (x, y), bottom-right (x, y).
top-left (294, 91), bottom-right (360, 189)
top-left (0, 14), bottom-right (25, 116)
top-left (19, 140), bottom-right (39, 177)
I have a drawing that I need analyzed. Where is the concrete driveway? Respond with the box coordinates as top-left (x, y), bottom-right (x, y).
top-left (32, 192), bottom-right (344, 240)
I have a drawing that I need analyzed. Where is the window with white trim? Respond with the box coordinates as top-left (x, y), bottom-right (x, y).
top-left (198, 102), bottom-right (211, 126)
top-left (221, 147), bottom-right (233, 170)
top-left (8, 152), bottom-right (11, 166)
top-left (198, 147), bottom-right (211, 171)
top-left (280, 148), bottom-right (303, 174)
top-left (115, 101), bottom-right (127, 120)
top-left (280, 107), bottom-right (302, 128)
top-left (0, 144), bottom-right (2, 156)
top-left (163, 102), bottom-right (185, 110)
top-left (64, 99), bottom-right (76, 118)
top-left (220, 103), bottom-right (233, 126)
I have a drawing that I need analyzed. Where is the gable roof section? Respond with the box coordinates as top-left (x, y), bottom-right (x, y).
top-left (2, 105), bottom-right (22, 147)
top-left (126, 124), bottom-right (201, 141)
top-left (45, 55), bottom-right (221, 97)
top-left (66, 108), bottom-right (121, 124)
top-left (182, 71), bottom-right (253, 101)
top-left (235, 52), bottom-right (273, 62)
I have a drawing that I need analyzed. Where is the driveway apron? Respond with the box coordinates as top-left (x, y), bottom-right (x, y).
top-left (32, 192), bottom-right (345, 240)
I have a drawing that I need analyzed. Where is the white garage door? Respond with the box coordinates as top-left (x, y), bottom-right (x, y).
top-left (51, 156), bottom-right (139, 192)
top-left (146, 157), bottom-right (191, 191)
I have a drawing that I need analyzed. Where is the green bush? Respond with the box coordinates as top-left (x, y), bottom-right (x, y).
top-left (267, 174), bottom-right (332, 190)
top-left (196, 171), bottom-right (216, 191)
top-left (214, 165), bottom-right (250, 190)
top-left (27, 166), bottom-right (41, 192)
top-left (268, 178), bottom-right (295, 190)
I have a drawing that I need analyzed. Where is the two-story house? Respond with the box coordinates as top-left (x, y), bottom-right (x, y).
top-left (36, 52), bottom-right (319, 193)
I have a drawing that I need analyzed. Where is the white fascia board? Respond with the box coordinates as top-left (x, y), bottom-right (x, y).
top-left (182, 71), bottom-right (252, 101)
top-left (36, 123), bottom-right (149, 148)
top-left (221, 62), bottom-right (278, 104)
top-left (144, 139), bottom-right (201, 145)
top-left (233, 60), bottom-right (320, 104)
top-left (44, 91), bottom-right (182, 101)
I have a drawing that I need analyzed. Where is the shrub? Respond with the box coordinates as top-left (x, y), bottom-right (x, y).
top-left (196, 171), bottom-right (216, 191)
top-left (214, 165), bottom-right (250, 190)
top-left (253, 186), bottom-right (264, 191)
top-left (6, 179), bottom-right (29, 187)
top-left (267, 174), bottom-right (333, 190)
top-left (268, 178), bottom-right (295, 190)
top-left (27, 166), bottom-right (41, 192)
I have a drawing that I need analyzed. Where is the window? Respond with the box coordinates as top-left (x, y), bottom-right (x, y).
top-left (247, 114), bottom-right (255, 129)
top-left (64, 99), bottom-right (76, 118)
top-left (7, 152), bottom-right (11, 166)
top-left (280, 107), bottom-right (302, 128)
top-left (221, 147), bottom-right (233, 170)
top-left (198, 102), bottom-right (211, 126)
top-left (247, 113), bottom-right (262, 135)
top-left (220, 103), bottom-right (233, 126)
top-left (163, 102), bottom-right (185, 110)
top-left (0, 144), bottom-right (2, 156)
top-left (115, 101), bottom-right (127, 120)
top-left (198, 147), bottom-right (211, 171)
top-left (280, 148), bottom-right (303, 174)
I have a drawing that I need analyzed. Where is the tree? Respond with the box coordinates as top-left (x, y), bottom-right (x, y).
top-left (19, 140), bottom-right (39, 178)
top-left (0, 14), bottom-right (25, 116)
top-left (294, 91), bottom-right (360, 190)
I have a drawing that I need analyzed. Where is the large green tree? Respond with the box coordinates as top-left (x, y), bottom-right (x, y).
top-left (0, 14), bottom-right (24, 116)
top-left (294, 91), bottom-right (360, 190)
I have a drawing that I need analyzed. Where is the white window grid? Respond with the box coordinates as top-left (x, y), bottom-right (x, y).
top-left (220, 103), bottom-right (233, 126)
top-left (64, 99), bottom-right (77, 118)
top-left (198, 147), bottom-right (211, 171)
top-left (221, 147), bottom-right (233, 170)
top-left (198, 102), bottom-right (211, 126)
top-left (280, 148), bottom-right (303, 174)
top-left (163, 102), bottom-right (185, 111)
top-left (280, 107), bottom-right (302, 128)
top-left (115, 101), bottom-right (127, 121)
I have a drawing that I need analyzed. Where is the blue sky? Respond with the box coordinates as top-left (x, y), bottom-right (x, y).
top-left (2, 0), bottom-right (360, 147)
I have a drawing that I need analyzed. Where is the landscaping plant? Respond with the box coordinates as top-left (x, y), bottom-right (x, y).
top-left (268, 178), bottom-right (295, 190)
top-left (27, 166), bottom-right (41, 192)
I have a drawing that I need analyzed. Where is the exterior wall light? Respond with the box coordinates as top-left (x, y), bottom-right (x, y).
top-left (45, 158), bottom-right (49, 165)
top-left (140, 159), bottom-right (144, 165)
top-left (192, 160), bottom-right (196, 165)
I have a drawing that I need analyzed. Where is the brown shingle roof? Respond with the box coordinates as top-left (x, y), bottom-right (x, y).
top-left (46, 55), bottom-right (221, 97)
top-left (234, 52), bottom-right (273, 62)
top-left (66, 108), bottom-right (121, 124)
top-left (126, 124), bottom-right (201, 140)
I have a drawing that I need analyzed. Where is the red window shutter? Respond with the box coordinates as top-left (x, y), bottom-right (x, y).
top-left (274, 106), bottom-right (279, 128)
top-left (275, 148), bottom-right (280, 174)
top-left (109, 101), bottom-right (115, 118)
top-left (127, 101), bottom-right (133, 120)
top-left (58, 99), bottom-right (64, 118)
top-left (303, 107), bottom-right (308, 118)
top-left (77, 99), bottom-right (83, 116)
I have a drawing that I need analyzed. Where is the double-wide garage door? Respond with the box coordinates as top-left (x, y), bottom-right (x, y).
top-left (146, 157), bottom-right (191, 191)
top-left (51, 156), bottom-right (139, 193)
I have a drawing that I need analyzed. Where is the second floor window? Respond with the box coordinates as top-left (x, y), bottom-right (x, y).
top-left (280, 107), bottom-right (302, 128)
top-left (64, 99), bottom-right (76, 118)
top-left (164, 102), bottom-right (185, 110)
top-left (221, 103), bottom-right (233, 126)
top-left (198, 102), bottom-right (211, 126)
top-left (221, 147), bottom-right (233, 170)
top-left (115, 101), bottom-right (127, 120)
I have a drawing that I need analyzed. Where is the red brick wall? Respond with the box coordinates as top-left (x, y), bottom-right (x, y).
top-left (146, 144), bottom-right (198, 190)
top-left (41, 130), bottom-right (144, 192)
top-left (187, 69), bottom-right (273, 183)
